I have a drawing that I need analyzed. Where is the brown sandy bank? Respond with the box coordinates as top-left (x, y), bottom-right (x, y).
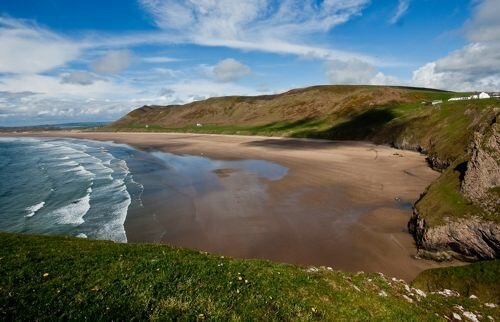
top-left (3, 131), bottom-right (462, 280)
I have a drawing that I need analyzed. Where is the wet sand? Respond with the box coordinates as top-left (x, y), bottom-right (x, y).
top-left (5, 131), bottom-right (458, 280)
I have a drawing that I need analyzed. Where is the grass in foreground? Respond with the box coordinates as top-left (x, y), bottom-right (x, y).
top-left (0, 233), bottom-right (498, 320)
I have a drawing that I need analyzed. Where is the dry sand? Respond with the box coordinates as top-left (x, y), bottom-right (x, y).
top-left (6, 131), bottom-right (459, 280)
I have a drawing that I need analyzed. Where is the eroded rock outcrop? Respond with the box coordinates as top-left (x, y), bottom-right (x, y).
top-left (408, 211), bottom-right (500, 261)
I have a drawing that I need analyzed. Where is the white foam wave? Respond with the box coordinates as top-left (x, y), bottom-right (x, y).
top-left (117, 160), bottom-right (129, 171)
top-left (59, 160), bottom-right (79, 167)
top-left (129, 175), bottom-right (144, 207)
top-left (96, 193), bottom-right (130, 243)
top-left (52, 190), bottom-right (91, 225)
top-left (64, 165), bottom-right (95, 178)
top-left (25, 201), bottom-right (45, 217)
top-left (10, 138), bottom-right (137, 243)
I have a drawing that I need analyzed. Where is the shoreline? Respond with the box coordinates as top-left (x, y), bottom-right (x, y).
top-left (0, 131), bottom-right (463, 280)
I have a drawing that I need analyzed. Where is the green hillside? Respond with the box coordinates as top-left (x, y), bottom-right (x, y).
top-left (1, 233), bottom-right (498, 320)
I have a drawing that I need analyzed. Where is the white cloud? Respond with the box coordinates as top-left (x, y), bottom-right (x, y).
top-left (389, 0), bottom-right (410, 24)
top-left (160, 79), bottom-right (256, 100)
top-left (0, 94), bottom-right (139, 125)
top-left (0, 73), bottom-right (138, 99)
top-left (212, 58), bottom-right (251, 82)
top-left (465, 0), bottom-right (500, 43)
top-left (0, 17), bottom-right (82, 74)
top-left (142, 56), bottom-right (179, 63)
top-left (60, 71), bottom-right (101, 86)
top-left (130, 78), bottom-right (259, 106)
top-left (325, 59), bottom-right (400, 85)
top-left (153, 68), bottom-right (181, 77)
top-left (137, 0), bottom-right (381, 64)
top-left (412, 48), bottom-right (500, 92)
top-left (412, 0), bottom-right (500, 91)
top-left (91, 50), bottom-right (132, 74)
top-left (158, 88), bottom-right (175, 97)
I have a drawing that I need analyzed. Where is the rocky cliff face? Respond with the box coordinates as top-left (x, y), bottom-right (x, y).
top-left (408, 116), bottom-right (500, 261)
top-left (461, 116), bottom-right (500, 215)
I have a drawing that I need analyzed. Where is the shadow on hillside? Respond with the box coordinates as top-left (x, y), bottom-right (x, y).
top-left (292, 109), bottom-right (397, 140)
top-left (251, 118), bottom-right (323, 132)
top-left (243, 109), bottom-right (398, 149)
top-left (243, 138), bottom-right (362, 150)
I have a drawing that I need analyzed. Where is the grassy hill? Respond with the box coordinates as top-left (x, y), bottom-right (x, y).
top-left (1, 233), bottom-right (498, 320)
top-left (110, 85), bottom-right (496, 168)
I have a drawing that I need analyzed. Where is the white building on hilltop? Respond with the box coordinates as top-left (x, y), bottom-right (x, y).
top-left (479, 92), bottom-right (490, 99)
top-left (448, 92), bottom-right (491, 101)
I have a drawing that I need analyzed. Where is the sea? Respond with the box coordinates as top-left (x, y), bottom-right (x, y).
top-left (0, 136), bottom-right (288, 244)
top-left (0, 137), bottom-right (144, 242)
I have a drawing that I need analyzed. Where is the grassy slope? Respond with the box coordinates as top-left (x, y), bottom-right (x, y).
top-left (1, 233), bottom-right (498, 320)
top-left (412, 261), bottom-right (500, 303)
top-left (110, 85), bottom-right (500, 227)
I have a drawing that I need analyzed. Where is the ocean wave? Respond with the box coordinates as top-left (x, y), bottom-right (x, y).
top-left (129, 175), bottom-right (144, 207)
top-left (25, 201), bottom-right (45, 217)
top-left (64, 165), bottom-right (95, 178)
top-left (117, 160), bottom-right (129, 171)
top-left (1, 137), bottom-right (139, 244)
top-left (52, 189), bottom-right (91, 225)
top-left (58, 160), bottom-right (79, 167)
top-left (96, 193), bottom-right (130, 243)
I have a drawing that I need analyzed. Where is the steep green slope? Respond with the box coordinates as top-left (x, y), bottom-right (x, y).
top-left (1, 233), bottom-right (498, 320)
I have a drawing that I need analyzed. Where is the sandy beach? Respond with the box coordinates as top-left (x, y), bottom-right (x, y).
top-left (4, 131), bottom-right (457, 280)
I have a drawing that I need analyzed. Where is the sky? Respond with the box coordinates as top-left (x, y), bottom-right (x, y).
top-left (0, 0), bottom-right (499, 126)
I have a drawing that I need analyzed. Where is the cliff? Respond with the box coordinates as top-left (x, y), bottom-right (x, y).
top-left (409, 114), bottom-right (499, 261)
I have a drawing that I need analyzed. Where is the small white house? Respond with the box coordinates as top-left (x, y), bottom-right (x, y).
top-left (479, 92), bottom-right (490, 99)
top-left (196, 123), bottom-right (203, 127)
top-left (432, 100), bottom-right (443, 105)
top-left (448, 97), bottom-right (470, 101)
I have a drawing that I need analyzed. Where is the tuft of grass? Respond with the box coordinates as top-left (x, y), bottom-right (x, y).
top-left (1, 233), bottom-right (498, 320)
